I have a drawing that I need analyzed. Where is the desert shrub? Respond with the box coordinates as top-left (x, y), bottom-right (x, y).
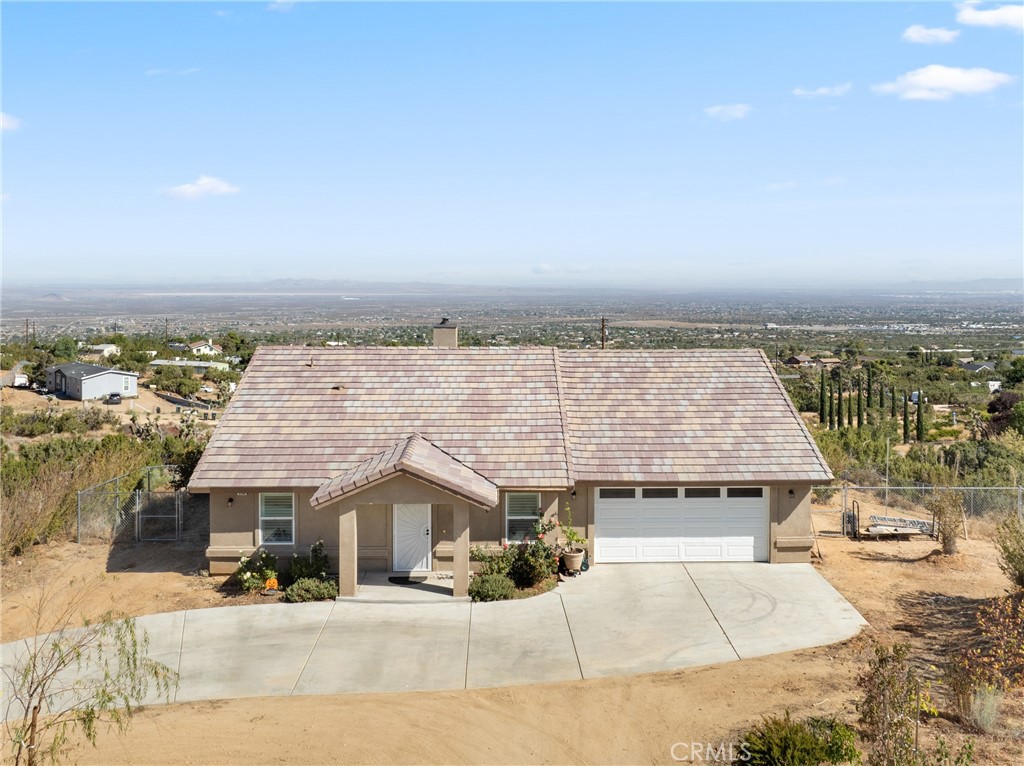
top-left (284, 577), bottom-right (338, 602)
top-left (926, 490), bottom-right (965, 555)
top-left (741, 712), bottom-right (838, 765)
top-left (470, 544), bottom-right (516, 577)
top-left (995, 511), bottom-right (1024, 589)
top-left (234, 549), bottom-right (278, 593)
top-left (966, 686), bottom-right (1003, 733)
top-left (288, 540), bottom-right (331, 583)
top-left (468, 573), bottom-right (516, 602)
top-left (806, 717), bottom-right (861, 765)
top-left (858, 643), bottom-right (920, 766)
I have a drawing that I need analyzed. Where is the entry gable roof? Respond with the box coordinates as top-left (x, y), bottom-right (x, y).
top-left (311, 433), bottom-right (499, 509)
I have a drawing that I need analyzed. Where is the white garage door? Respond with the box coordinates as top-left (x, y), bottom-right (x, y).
top-left (594, 486), bottom-right (769, 563)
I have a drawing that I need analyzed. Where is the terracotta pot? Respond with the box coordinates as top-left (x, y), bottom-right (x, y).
top-left (561, 548), bottom-right (585, 573)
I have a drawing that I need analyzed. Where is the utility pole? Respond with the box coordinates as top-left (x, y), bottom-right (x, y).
top-left (601, 317), bottom-right (606, 350)
top-left (24, 318), bottom-right (29, 345)
top-left (164, 318), bottom-right (169, 346)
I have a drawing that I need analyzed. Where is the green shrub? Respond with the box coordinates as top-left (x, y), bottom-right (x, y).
top-left (284, 577), bottom-right (338, 602)
top-left (741, 712), bottom-right (831, 766)
top-left (995, 512), bottom-right (1024, 589)
top-left (289, 539), bottom-right (331, 583)
top-left (234, 549), bottom-right (278, 593)
top-left (470, 545), bottom-right (516, 577)
top-left (806, 717), bottom-right (861, 765)
top-left (508, 539), bottom-right (557, 588)
top-left (468, 573), bottom-right (516, 602)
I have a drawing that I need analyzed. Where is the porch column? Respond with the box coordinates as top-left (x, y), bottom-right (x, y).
top-left (338, 504), bottom-right (358, 597)
top-left (453, 501), bottom-right (470, 598)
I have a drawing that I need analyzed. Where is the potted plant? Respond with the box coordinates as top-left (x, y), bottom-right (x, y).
top-left (557, 502), bottom-right (587, 573)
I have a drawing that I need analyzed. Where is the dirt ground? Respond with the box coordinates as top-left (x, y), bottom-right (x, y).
top-left (0, 385), bottom-right (221, 442)
top-left (3, 529), bottom-right (1022, 764)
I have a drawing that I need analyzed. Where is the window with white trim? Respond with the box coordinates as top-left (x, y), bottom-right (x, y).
top-left (259, 493), bottom-right (295, 544)
top-left (505, 492), bottom-right (542, 542)
top-left (122, 376), bottom-right (131, 392)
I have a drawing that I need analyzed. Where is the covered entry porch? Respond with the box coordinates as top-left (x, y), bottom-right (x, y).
top-left (309, 434), bottom-right (499, 598)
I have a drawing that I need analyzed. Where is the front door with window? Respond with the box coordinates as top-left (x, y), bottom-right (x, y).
top-left (393, 503), bottom-right (432, 572)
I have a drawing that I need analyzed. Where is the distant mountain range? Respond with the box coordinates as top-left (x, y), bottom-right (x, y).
top-left (4, 276), bottom-right (1021, 301)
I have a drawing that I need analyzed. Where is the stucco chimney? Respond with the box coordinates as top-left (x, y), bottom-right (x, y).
top-left (432, 318), bottom-right (458, 348)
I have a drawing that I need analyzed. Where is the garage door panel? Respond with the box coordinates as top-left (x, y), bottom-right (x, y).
top-left (595, 486), bottom-right (769, 563)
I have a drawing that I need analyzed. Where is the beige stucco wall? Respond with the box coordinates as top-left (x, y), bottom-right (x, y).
top-left (206, 478), bottom-right (816, 574)
top-left (770, 483), bottom-right (815, 563)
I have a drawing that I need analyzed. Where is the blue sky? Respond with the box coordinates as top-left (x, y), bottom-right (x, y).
top-left (2, 1), bottom-right (1022, 289)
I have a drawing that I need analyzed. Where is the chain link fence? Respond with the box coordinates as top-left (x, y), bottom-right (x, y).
top-left (811, 485), bottom-right (1024, 539)
top-left (76, 465), bottom-right (184, 543)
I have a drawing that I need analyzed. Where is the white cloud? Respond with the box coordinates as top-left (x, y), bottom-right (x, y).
top-left (165, 175), bottom-right (240, 200)
top-left (532, 263), bottom-right (556, 275)
top-left (792, 83), bottom-right (852, 98)
top-left (872, 64), bottom-right (1014, 100)
top-left (902, 25), bottom-right (961, 44)
top-left (956, 2), bottom-right (1024, 30)
top-left (1, 112), bottom-right (21, 131)
top-left (145, 68), bottom-right (200, 76)
top-left (703, 104), bottom-right (751, 121)
top-left (267, 1), bottom-right (295, 12)
top-left (765, 181), bottom-right (799, 192)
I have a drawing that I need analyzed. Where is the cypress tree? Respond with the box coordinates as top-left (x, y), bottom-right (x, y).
top-left (891, 385), bottom-right (898, 418)
top-left (818, 370), bottom-right (826, 425)
top-left (828, 380), bottom-right (835, 430)
top-left (837, 374), bottom-right (844, 428)
top-left (848, 389), bottom-right (854, 427)
top-left (880, 383), bottom-right (887, 421)
top-left (857, 377), bottom-right (863, 428)
top-left (903, 392), bottom-right (910, 443)
top-left (917, 390), bottom-right (926, 442)
top-left (866, 365), bottom-right (873, 410)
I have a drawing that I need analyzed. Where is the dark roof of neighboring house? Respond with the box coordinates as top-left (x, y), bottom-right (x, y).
top-left (45, 363), bottom-right (138, 380)
top-left (962, 362), bottom-right (996, 372)
top-left (188, 347), bottom-right (833, 491)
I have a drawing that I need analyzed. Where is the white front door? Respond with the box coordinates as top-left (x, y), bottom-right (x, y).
top-left (393, 504), bottom-right (432, 572)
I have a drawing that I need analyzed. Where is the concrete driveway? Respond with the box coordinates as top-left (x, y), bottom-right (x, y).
top-left (2, 563), bottom-right (866, 707)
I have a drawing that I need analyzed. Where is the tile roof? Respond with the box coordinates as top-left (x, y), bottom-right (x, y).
top-left (310, 434), bottom-right (499, 509)
top-left (188, 347), bottom-right (832, 492)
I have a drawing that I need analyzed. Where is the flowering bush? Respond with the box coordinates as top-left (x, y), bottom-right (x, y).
top-left (507, 517), bottom-right (558, 588)
top-left (235, 548), bottom-right (279, 593)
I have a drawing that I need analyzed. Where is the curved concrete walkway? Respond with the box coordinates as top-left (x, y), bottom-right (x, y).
top-left (2, 563), bottom-right (866, 707)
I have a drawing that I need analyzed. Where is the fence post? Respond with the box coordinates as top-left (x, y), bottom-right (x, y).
top-left (135, 489), bottom-right (141, 542)
top-left (842, 485), bottom-right (848, 516)
top-left (1018, 486), bottom-right (1023, 518)
top-left (77, 490), bottom-right (82, 544)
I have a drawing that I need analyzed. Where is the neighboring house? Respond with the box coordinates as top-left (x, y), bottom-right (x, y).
top-left (44, 363), bottom-right (138, 401)
top-left (961, 361), bottom-right (996, 373)
top-left (783, 355), bottom-right (813, 367)
top-left (168, 342), bottom-right (190, 352)
top-left (150, 359), bottom-right (230, 374)
top-left (190, 332), bottom-right (833, 597)
top-left (189, 339), bottom-right (223, 356)
top-left (1012, 349), bottom-right (1024, 357)
top-left (815, 357), bottom-right (843, 368)
top-left (84, 343), bottom-right (121, 358)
